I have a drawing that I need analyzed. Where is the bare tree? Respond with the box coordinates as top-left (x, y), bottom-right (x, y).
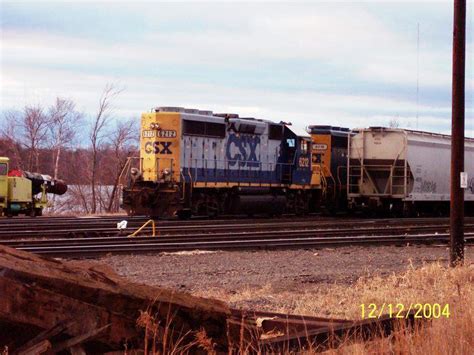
top-left (90, 84), bottom-right (123, 214)
top-left (1, 110), bottom-right (23, 169)
top-left (20, 105), bottom-right (50, 171)
top-left (106, 118), bottom-right (138, 212)
top-left (48, 97), bottom-right (83, 180)
top-left (388, 117), bottom-right (400, 128)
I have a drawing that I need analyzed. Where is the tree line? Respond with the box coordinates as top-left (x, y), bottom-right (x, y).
top-left (0, 84), bottom-right (139, 214)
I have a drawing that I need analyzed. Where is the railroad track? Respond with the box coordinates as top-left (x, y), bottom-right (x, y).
top-left (4, 223), bottom-right (473, 258)
top-left (1, 215), bottom-right (473, 239)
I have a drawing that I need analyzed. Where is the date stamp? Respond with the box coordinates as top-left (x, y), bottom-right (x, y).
top-left (360, 303), bottom-right (450, 319)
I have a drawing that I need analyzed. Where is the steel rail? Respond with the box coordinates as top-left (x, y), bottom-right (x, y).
top-left (4, 223), bottom-right (472, 248)
top-left (1, 215), bottom-right (473, 226)
top-left (2, 217), bottom-right (473, 239)
top-left (8, 231), bottom-right (474, 257)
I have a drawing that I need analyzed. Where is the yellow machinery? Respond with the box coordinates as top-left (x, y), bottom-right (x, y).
top-left (0, 157), bottom-right (67, 217)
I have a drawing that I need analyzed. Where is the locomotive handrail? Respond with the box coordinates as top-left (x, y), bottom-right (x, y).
top-left (185, 158), bottom-right (294, 184)
top-left (118, 156), bottom-right (140, 187)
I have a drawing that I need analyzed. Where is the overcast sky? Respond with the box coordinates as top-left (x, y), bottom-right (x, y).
top-left (1, 1), bottom-right (473, 135)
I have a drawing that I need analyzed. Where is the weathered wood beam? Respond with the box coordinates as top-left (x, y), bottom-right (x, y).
top-left (0, 245), bottom-right (231, 351)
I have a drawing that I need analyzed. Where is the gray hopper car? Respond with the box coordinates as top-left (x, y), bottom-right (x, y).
top-left (347, 127), bottom-right (474, 216)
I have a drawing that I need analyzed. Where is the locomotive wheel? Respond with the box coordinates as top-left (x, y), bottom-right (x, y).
top-left (192, 193), bottom-right (207, 216)
top-left (206, 195), bottom-right (220, 217)
top-left (192, 193), bottom-right (221, 217)
top-left (294, 194), bottom-right (308, 215)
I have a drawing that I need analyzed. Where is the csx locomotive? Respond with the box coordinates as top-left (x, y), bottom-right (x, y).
top-left (121, 107), bottom-right (347, 218)
top-left (122, 107), bottom-right (474, 218)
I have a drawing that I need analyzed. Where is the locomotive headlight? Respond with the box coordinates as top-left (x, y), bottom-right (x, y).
top-left (162, 168), bottom-right (171, 182)
top-left (130, 168), bottom-right (142, 181)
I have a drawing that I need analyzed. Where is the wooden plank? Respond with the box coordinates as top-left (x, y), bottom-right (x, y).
top-left (0, 245), bottom-right (231, 351)
top-left (13, 320), bottom-right (75, 354)
top-left (0, 277), bottom-right (138, 349)
top-left (50, 324), bottom-right (111, 353)
top-left (17, 340), bottom-right (51, 355)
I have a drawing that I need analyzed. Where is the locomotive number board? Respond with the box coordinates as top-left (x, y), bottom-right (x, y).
top-left (142, 130), bottom-right (177, 138)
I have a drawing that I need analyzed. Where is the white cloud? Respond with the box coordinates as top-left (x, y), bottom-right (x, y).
top-left (1, 1), bottom-right (472, 136)
top-left (4, 63), bottom-right (467, 137)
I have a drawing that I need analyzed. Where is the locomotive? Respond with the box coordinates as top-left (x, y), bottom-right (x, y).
top-left (0, 157), bottom-right (68, 217)
top-left (121, 107), bottom-right (474, 218)
top-left (121, 107), bottom-right (326, 218)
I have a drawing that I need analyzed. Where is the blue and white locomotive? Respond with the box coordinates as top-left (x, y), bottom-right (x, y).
top-left (122, 107), bottom-right (322, 218)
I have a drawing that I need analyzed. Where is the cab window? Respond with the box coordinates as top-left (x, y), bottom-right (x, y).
top-left (286, 138), bottom-right (295, 148)
top-left (0, 163), bottom-right (7, 175)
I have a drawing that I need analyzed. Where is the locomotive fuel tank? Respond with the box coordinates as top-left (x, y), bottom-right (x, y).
top-left (232, 194), bottom-right (286, 215)
top-left (230, 187), bottom-right (286, 215)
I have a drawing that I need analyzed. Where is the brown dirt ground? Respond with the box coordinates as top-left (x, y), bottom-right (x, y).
top-left (97, 245), bottom-right (474, 315)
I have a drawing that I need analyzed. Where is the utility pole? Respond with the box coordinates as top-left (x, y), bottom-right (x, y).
top-left (450, 0), bottom-right (466, 266)
top-left (416, 22), bottom-right (419, 130)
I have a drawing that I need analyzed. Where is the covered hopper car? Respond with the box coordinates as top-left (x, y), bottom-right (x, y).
top-left (347, 127), bottom-right (474, 216)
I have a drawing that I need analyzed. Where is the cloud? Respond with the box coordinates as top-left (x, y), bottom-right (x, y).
top-left (1, 1), bottom-right (473, 136)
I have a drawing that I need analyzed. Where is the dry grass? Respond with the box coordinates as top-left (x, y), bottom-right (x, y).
top-left (136, 262), bottom-right (472, 354)
top-left (317, 263), bottom-right (472, 354)
top-left (162, 262), bottom-right (472, 354)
